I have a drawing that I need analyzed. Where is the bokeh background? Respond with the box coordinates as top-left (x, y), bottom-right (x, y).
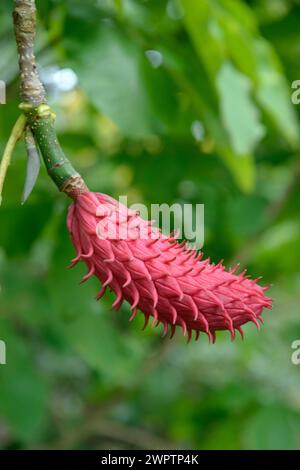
top-left (0, 0), bottom-right (300, 450)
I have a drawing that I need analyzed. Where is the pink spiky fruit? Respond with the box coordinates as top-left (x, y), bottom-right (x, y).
top-left (67, 192), bottom-right (272, 342)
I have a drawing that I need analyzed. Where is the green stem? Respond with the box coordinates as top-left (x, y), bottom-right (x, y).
top-left (13, 0), bottom-right (88, 198)
top-left (0, 114), bottom-right (27, 204)
top-left (21, 103), bottom-right (80, 190)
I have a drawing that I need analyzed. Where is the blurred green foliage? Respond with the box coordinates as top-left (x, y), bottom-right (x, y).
top-left (0, 0), bottom-right (300, 450)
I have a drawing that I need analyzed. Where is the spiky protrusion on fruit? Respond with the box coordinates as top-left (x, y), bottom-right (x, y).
top-left (67, 192), bottom-right (272, 342)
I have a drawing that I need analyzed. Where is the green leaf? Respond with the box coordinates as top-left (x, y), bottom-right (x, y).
top-left (22, 128), bottom-right (41, 204)
top-left (114, 0), bottom-right (123, 14)
top-left (74, 23), bottom-right (156, 138)
top-left (216, 62), bottom-right (265, 155)
top-left (162, 44), bottom-right (256, 192)
top-left (180, 0), bottom-right (226, 78)
top-left (219, 147), bottom-right (255, 193)
top-left (181, 0), bottom-right (299, 148)
top-left (254, 39), bottom-right (299, 147)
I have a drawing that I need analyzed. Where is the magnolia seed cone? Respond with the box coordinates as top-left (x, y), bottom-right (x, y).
top-left (67, 192), bottom-right (272, 342)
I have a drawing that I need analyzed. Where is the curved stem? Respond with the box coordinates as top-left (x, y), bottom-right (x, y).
top-left (13, 0), bottom-right (88, 198)
top-left (0, 114), bottom-right (26, 204)
top-left (23, 103), bottom-right (82, 191)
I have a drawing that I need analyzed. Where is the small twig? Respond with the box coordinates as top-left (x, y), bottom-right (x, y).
top-left (0, 114), bottom-right (26, 204)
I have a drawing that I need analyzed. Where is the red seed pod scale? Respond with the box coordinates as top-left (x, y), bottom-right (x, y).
top-left (67, 192), bottom-right (272, 342)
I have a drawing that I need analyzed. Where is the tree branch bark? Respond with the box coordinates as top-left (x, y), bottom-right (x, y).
top-left (13, 0), bottom-right (46, 107)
